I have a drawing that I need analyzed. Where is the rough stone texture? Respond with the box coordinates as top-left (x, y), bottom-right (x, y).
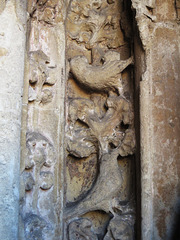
top-left (19, 1), bottom-right (136, 238)
top-left (19, 1), bottom-right (66, 239)
top-left (0, 0), bottom-right (179, 239)
top-left (64, 1), bottom-right (136, 239)
top-left (132, 0), bottom-right (180, 239)
top-left (0, 0), bottom-right (26, 239)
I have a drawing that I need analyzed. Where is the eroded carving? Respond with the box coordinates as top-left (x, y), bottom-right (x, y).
top-left (21, 0), bottom-right (63, 239)
top-left (67, 0), bottom-right (125, 49)
top-left (21, 132), bottom-right (56, 238)
top-left (104, 214), bottom-right (135, 240)
top-left (65, 0), bottom-right (136, 239)
top-left (68, 218), bottom-right (98, 240)
top-left (28, 50), bottom-right (57, 104)
top-left (28, 0), bottom-right (60, 25)
top-left (70, 53), bottom-right (133, 95)
top-left (24, 214), bottom-right (49, 240)
top-left (24, 132), bottom-right (55, 202)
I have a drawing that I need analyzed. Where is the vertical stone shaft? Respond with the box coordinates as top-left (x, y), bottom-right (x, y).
top-left (0, 1), bottom-right (26, 239)
top-left (19, 1), bottom-right (66, 239)
top-left (132, 0), bottom-right (180, 239)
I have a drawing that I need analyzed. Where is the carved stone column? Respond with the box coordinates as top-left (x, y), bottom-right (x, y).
top-left (64, 0), bottom-right (136, 239)
top-left (20, 0), bottom-right (136, 239)
top-left (19, 1), bottom-right (66, 239)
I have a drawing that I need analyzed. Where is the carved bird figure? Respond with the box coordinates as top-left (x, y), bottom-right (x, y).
top-left (70, 53), bottom-right (133, 94)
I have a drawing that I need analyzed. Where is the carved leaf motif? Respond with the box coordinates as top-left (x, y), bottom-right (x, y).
top-left (67, 0), bottom-right (125, 49)
top-left (26, 132), bottom-right (56, 170)
top-left (67, 96), bottom-right (135, 156)
top-left (67, 129), bottom-right (97, 158)
top-left (66, 1), bottom-right (135, 238)
top-left (28, 50), bottom-right (56, 104)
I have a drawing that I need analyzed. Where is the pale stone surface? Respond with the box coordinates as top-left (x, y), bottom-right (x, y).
top-left (0, 1), bottom-right (26, 239)
top-left (132, 0), bottom-right (180, 239)
top-left (0, 0), bottom-right (179, 239)
top-left (64, 1), bottom-right (135, 239)
top-left (19, 1), bottom-right (66, 239)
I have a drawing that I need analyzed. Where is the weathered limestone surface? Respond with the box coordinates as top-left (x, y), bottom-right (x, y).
top-left (19, 1), bottom-right (66, 239)
top-left (0, 0), bottom-right (26, 239)
top-left (0, 0), bottom-right (179, 239)
top-left (132, 0), bottom-right (180, 239)
top-left (64, 1), bottom-right (136, 239)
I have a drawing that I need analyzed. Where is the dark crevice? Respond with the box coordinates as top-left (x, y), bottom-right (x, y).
top-left (131, 0), bottom-right (144, 239)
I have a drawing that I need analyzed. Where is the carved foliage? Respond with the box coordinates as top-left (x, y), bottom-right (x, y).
top-left (28, 50), bottom-right (57, 104)
top-left (67, 96), bottom-right (135, 156)
top-left (24, 132), bottom-right (55, 196)
top-left (67, 0), bottom-right (125, 49)
top-left (66, 0), bottom-right (135, 239)
top-left (22, 132), bottom-right (56, 239)
top-left (28, 0), bottom-right (60, 25)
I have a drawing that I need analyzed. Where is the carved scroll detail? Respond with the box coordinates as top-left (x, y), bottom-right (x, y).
top-left (65, 1), bottom-right (136, 239)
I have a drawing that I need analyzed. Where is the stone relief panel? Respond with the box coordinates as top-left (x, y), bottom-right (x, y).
top-left (20, 1), bottom-right (65, 239)
top-left (65, 0), bottom-right (135, 239)
top-left (21, 132), bottom-right (56, 240)
top-left (20, 0), bottom-right (136, 239)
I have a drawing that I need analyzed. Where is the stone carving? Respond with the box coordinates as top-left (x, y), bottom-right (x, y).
top-left (21, 0), bottom-right (136, 239)
top-left (24, 132), bottom-right (55, 206)
top-left (24, 214), bottom-right (48, 240)
top-left (27, 0), bottom-right (60, 105)
top-left (66, 0), bottom-right (125, 49)
top-left (70, 53), bottom-right (133, 95)
top-left (21, 132), bottom-right (56, 238)
top-left (68, 218), bottom-right (98, 240)
top-left (66, 96), bottom-right (135, 217)
top-left (104, 214), bottom-right (135, 240)
top-left (132, 0), bottom-right (156, 22)
top-left (28, 0), bottom-right (60, 25)
top-left (28, 50), bottom-right (57, 104)
top-left (65, 0), bottom-right (136, 239)
top-left (20, 0), bottom-right (63, 239)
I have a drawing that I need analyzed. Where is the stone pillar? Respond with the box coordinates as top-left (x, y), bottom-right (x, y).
top-left (132, 0), bottom-right (180, 239)
top-left (0, 1), bottom-right (26, 239)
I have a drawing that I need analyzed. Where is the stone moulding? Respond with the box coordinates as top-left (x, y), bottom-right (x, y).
top-left (20, 0), bottom-right (137, 239)
top-left (64, 0), bottom-right (136, 239)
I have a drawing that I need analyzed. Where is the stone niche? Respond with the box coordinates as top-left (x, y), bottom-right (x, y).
top-left (19, 0), bottom-right (136, 239)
